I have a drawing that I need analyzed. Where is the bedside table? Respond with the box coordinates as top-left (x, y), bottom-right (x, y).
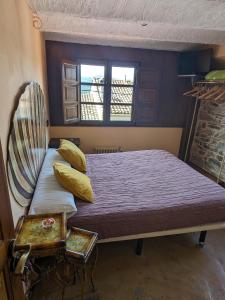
top-left (10, 213), bottom-right (67, 299)
top-left (49, 137), bottom-right (80, 148)
top-left (61, 227), bottom-right (98, 300)
top-left (11, 215), bottom-right (98, 300)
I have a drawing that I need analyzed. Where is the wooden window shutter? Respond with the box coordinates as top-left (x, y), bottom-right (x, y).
top-left (135, 68), bottom-right (160, 125)
top-left (62, 63), bottom-right (80, 124)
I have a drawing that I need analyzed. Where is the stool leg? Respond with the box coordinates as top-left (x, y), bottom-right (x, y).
top-left (136, 239), bottom-right (144, 255)
top-left (90, 247), bottom-right (98, 292)
top-left (198, 231), bottom-right (207, 247)
top-left (80, 266), bottom-right (86, 300)
top-left (90, 272), bottom-right (95, 293)
top-left (62, 286), bottom-right (65, 300)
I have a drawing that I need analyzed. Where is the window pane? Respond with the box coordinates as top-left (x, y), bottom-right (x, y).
top-left (81, 85), bottom-right (104, 103)
top-left (112, 67), bottom-right (135, 85)
top-left (81, 65), bottom-right (105, 83)
top-left (81, 104), bottom-right (103, 121)
top-left (110, 105), bottom-right (132, 121)
top-left (111, 86), bottom-right (133, 104)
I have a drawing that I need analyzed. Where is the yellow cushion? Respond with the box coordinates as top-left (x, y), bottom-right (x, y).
top-left (58, 139), bottom-right (86, 173)
top-left (53, 162), bottom-right (94, 203)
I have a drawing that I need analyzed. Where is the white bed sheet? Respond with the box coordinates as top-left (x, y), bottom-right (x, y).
top-left (29, 148), bottom-right (77, 217)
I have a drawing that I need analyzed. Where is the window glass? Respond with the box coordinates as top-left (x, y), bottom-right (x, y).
top-left (111, 67), bottom-right (135, 85)
top-left (111, 86), bottom-right (133, 104)
top-left (110, 105), bottom-right (132, 121)
top-left (81, 85), bottom-right (104, 103)
top-left (78, 63), bottom-right (135, 122)
top-left (81, 104), bottom-right (103, 121)
top-left (81, 65), bottom-right (105, 84)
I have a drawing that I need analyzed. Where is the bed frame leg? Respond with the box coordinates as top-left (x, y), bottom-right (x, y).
top-left (198, 231), bottom-right (207, 247)
top-left (135, 239), bottom-right (143, 255)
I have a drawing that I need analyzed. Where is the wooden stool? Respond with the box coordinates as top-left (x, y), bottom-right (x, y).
top-left (61, 227), bottom-right (98, 300)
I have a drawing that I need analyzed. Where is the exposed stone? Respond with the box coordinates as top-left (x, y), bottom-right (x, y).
top-left (213, 131), bottom-right (225, 140)
top-left (208, 124), bottom-right (221, 130)
top-left (190, 98), bottom-right (225, 181)
top-left (198, 111), bottom-right (210, 121)
top-left (217, 155), bottom-right (223, 162)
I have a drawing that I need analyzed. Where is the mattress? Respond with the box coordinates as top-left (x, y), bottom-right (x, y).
top-left (68, 150), bottom-right (225, 239)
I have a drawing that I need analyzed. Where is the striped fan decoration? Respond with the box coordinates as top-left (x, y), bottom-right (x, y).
top-left (7, 81), bottom-right (47, 207)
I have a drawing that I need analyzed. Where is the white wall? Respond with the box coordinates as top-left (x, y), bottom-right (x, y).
top-left (0, 0), bottom-right (47, 225)
top-left (50, 126), bottom-right (182, 156)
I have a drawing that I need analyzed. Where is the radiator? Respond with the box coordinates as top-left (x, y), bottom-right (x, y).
top-left (94, 146), bottom-right (122, 154)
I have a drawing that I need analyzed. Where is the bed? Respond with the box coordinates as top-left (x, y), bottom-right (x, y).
top-left (7, 81), bottom-right (225, 253)
top-left (68, 150), bottom-right (225, 242)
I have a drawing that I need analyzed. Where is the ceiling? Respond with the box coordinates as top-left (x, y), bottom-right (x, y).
top-left (28, 0), bottom-right (225, 51)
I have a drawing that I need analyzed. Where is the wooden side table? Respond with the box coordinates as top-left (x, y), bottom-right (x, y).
top-left (10, 213), bottom-right (66, 299)
top-left (10, 214), bottom-right (98, 300)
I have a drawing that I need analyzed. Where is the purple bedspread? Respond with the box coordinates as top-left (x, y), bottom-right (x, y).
top-left (68, 150), bottom-right (225, 239)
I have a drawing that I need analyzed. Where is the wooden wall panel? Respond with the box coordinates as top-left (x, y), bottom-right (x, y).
top-left (0, 272), bottom-right (8, 300)
top-left (45, 41), bottom-right (187, 127)
top-left (0, 139), bottom-right (24, 299)
top-left (136, 88), bottom-right (157, 125)
top-left (139, 69), bottom-right (160, 89)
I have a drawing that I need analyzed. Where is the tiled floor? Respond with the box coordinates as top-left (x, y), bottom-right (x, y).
top-left (32, 230), bottom-right (225, 300)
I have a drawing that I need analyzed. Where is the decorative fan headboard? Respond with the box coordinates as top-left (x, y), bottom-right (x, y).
top-left (7, 81), bottom-right (48, 207)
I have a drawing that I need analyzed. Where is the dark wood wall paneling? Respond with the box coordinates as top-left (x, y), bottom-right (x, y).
top-left (0, 140), bottom-right (25, 299)
top-left (46, 41), bottom-right (190, 127)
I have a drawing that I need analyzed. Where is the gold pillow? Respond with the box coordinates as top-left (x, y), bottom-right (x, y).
top-left (58, 139), bottom-right (86, 173)
top-left (53, 162), bottom-right (94, 203)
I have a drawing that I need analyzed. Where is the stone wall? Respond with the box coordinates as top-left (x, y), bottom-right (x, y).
top-left (190, 98), bottom-right (225, 182)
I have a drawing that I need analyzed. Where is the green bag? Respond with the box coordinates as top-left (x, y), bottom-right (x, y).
top-left (205, 70), bottom-right (225, 80)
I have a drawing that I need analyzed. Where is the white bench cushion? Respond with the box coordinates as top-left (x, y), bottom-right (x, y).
top-left (29, 148), bottom-right (77, 217)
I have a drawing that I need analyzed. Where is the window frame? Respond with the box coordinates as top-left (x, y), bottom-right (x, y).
top-left (108, 61), bottom-right (137, 125)
top-left (80, 62), bottom-right (106, 123)
top-left (76, 60), bottom-right (138, 126)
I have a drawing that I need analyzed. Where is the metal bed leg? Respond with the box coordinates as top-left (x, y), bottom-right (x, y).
top-left (135, 239), bottom-right (144, 256)
top-left (198, 231), bottom-right (207, 247)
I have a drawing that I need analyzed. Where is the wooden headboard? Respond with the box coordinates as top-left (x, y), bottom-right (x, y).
top-left (7, 82), bottom-right (48, 207)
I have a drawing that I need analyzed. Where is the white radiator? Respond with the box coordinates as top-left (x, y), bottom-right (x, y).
top-left (94, 146), bottom-right (122, 154)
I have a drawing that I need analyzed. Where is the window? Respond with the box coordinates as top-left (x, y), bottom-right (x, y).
top-left (110, 66), bottom-right (135, 122)
top-left (80, 64), bottom-right (105, 121)
top-left (62, 62), bottom-right (136, 124)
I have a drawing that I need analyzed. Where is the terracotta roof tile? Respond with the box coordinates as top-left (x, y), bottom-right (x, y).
top-left (81, 80), bottom-right (133, 120)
